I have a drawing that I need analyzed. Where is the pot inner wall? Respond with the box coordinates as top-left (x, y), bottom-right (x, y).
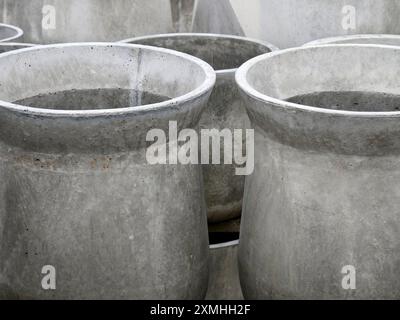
top-left (127, 35), bottom-right (271, 70)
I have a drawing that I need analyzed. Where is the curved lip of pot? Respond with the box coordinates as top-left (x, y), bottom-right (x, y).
top-left (236, 44), bottom-right (400, 118)
top-left (304, 34), bottom-right (400, 46)
top-left (0, 42), bottom-right (37, 48)
top-left (119, 33), bottom-right (279, 76)
top-left (0, 42), bottom-right (216, 118)
top-left (0, 23), bottom-right (24, 43)
top-left (209, 239), bottom-right (239, 250)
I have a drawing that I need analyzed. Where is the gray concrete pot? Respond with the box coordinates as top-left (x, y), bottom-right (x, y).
top-left (305, 34), bottom-right (400, 46)
top-left (0, 0), bottom-right (173, 44)
top-left (0, 23), bottom-right (23, 43)
top-left (192, 0), bottom-right (400, 49)
top-left (0, 42), bottom-right (35, 53)
top-left (206, 237), bottom-right (243, 300)
top-left (121, 33), bottom-right (278, 223)
top-left (0, 43), bottom-right (215, 299)
top-left (236, 44), bottom-right (400, 299)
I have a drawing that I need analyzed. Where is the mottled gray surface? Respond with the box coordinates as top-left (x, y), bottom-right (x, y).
top-left (122, 34), bottom-right (277, 223)
top-left (236, 45), bottom-right (400, 299)
top-left (0, 0), bottom-right (173, 43)
top-left (0, 43), bottom-right (215, 299)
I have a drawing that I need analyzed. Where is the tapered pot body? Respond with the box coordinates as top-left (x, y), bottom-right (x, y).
top-left (0, 43), bottom-right (215, 299)
top-left (0, 23), bottom-right (23, 42)
top-left (121, 33), bottom-right (277, 223)
top-left (0, 0), bottom-right (173, 44)
top-left (236, 45), bottom-right (400, 299)
top-left (192, 0), bottom-right (400, 49)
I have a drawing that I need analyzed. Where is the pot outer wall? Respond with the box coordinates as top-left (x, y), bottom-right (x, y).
top-left (192, 0), bottom-right (400, 49)
top-left (0, 0), bottom-right (174, 43)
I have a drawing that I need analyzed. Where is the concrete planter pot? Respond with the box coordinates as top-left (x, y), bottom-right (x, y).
top-left (192, 0), bottom-right (400, 49)
top-left (236, 44), bottom-right (400, 299)
top-left (305, 34), bottom-right (400, 46)
top-left (0, 0), bottom-right (173, 44)
top-left (121, 33), bottom-right (278, 223)
top-left (0, 43), bottom-right (215, 299)
top-left (206, 227), bottom-right (243, 300)
top-left (0, 23), bottom-right (23, 43)
top-left (0, 43), bottom-right (35, 53)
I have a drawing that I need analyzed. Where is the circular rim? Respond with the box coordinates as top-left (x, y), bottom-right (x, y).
top-left (0, 42), bottom-right (37, 48)
top-left (304, 34), bottom-right (400, 46)
top-left (0, 23), bottom-right (24, 43)
top-left (209, 239), bottom-right (239, 250)
top-left (119, 32), bottom-right (279, 75)
top-left (0, 42), bottom-right (216, 117)
top-left (236, 43), bottom-right (400, 118)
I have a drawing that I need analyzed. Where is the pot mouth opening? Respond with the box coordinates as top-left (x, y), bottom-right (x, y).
top-left (209, 232), bottom-right (239, 249)
top-left (236, 44), bottom-right (400, 117)
top-left (0, 43), bottom-right (216, 117)
top-left (0, 42), bottom-right (37, 53)
top-left (120, 33), bottom-right (278, 73)
top-left (0, 23), bottom-right (24, 43)
top-left (304, 34), bottom-right (400, 46)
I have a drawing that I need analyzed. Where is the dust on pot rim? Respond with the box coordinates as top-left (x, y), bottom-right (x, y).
top-left (304, 34), bottom-right (400, 46)
top-left (235, 44), bottom-right (400, 156)
top-left (0, 23), bottom-right (23, 42)
top-left (0, 42), bottom-right (215, 153)
top-left (120, 33), bottom-right (279, 75)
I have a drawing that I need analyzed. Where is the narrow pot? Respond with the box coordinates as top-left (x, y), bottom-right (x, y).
top-left (0, 0), bottom-right (173, 43)
top-left (305, 34), bottom-right (400, 46)
top-left (0, 43), bottom-right (215, 299)
top-left (206, 224), bottom-right (243, 300)
top-left (0, 42), bottom-right (36, 53)
top-left (0, 23), bottom-right (23, 43)
top-left (236, 44), bottom-right (400, 299)
top-left (121, 33), bottom-right (278, 223)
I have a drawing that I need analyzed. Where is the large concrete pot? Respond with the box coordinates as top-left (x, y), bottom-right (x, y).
top-left (206, 223), bottom-right (243, 300)
top-left (0, 0), bottom-right (173, 44)
top-left (0, 43), bottom-right (215, 299)
top-left (192, 0), bottom-right (400, 49)
top-left (0, 23), bottom-right (23, 42)
top-left (121, 33), bottom-right (278, 223)
top-left (0, 43), bottom-right (35, 53)
top-left (236, 44), bottom-right (400, 299)
top-left (305, 34), bottom-right (400, 46)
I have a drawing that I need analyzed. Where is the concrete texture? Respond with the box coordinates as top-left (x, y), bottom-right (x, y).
top-left (121, 33), bottom-right (277, 223)
top-left (206, 239), bottom-right (243, 300)
top-left (305, 34), bottom-right (400, 46)
top-left (0, 0), bottom-right (173, 44)
top-left (0, 23), bottom-right (23, 42)
top-left (0, 42), bottom-right (35, 53)
top-left (171, 0), bottom-right (195, 32)
top-left (236, 44), bottom-right (400, 299)
top-left (192, 0), bottom-right (400, 49)
top-left (0, 43), bottom-right (215, 299)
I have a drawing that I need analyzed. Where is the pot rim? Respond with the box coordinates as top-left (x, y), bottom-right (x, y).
top-left (0, 23), bottom-right (24, 43)
top-left (209, 239), bottom-right (239, 250)
top-left (304, 34), bottom-right (400, 46)
top-left (0, 42), bottom-right (216, 118)
top-left (119, 32), bottom-right (279, 76)
top-left (0, 42), bottom-right (37, 48)
top-left (236, 44), bottom-right (400, 118)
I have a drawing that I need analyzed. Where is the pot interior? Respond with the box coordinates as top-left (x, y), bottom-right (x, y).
top-left (126, 35), bottom-right (272, 70)
top-left (245, 45), bottom-right (400, 113)
top-left (0, 44), bottom-right (209, 111)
